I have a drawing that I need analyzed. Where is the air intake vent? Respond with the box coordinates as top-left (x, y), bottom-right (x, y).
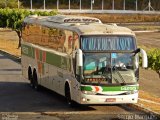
top-left (47, 15), bottom-right (102, 24)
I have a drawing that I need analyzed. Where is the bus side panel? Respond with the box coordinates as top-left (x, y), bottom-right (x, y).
top-left (21, 42), bottom-right (37, 80)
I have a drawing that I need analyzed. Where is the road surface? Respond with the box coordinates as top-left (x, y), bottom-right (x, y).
top-left (0, 53), bottom-right (156, 120)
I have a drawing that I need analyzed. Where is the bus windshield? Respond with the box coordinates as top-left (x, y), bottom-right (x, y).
top-left (83, 53), bottom-right (137, 85)
top-left (81, 35), bottom-right (137, 85)
top-left (81, 36), bottom-right (136, 51)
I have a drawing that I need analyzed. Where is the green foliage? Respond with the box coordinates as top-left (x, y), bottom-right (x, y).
top-left (0, 8), bottom-right (57, 31)
top-left (147, 49), bottom-right (160, 73)
top-left (0, 0), bottom-right (19, 8)
top-left (0, 8), bottom-right (57, 48)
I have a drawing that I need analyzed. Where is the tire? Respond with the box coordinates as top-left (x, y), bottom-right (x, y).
top-left (28, 68), bottom-right (33, 88)
top-left (33, 70), bottom-right (40, 91)
top-left (65, 84), bottom-right (76, 107)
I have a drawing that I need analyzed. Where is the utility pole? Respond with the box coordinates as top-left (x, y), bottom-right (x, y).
top-left (69, 0), bottom-right (70, 10)
top-left (135, 0), bottom-right (138, 11)
top-left (123, 0), bottom-right (125, 10)
top-left (44, 0), bottom-right (46, 10)
top-left (80, 0), bottom-right (81, 11)
top-left (91, 0), bottom-right (94, 11)
top-left (30, 0), bottom-right (32, 10)
top-left (57, 0), bottom-right (59, 10)
top-left (102, 0), bottom-right (104, 10)
top-left (112, 0), bottom-right (114, 10)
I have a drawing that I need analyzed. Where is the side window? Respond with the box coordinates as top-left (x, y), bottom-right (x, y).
top-left (41, 27), bottom-right (49, 46)
top-left (48, 28), bottom-right (59, 50)
top-left (73, 32), bottom-right (79, 50)
top-left (34, 25), bottom-right (41, 45)
top-left (64, 31), bottom-right (79, 54)
top-left (48, 28), bottom-right (66, 52)
top-left (28, 24), bottom-right (34, 43)
top-left (22, 23), bottom-right (27, 42)
top-left (57, 30), bottom-right (66, 52)
top-left (22, 24), bottom-right (31, 42)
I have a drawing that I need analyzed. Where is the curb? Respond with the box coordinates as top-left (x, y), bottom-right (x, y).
top-left (0, 49), bottom-right (21, 63)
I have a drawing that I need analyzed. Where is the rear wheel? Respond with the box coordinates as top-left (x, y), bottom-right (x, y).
top-left (33, 70), bottom-right (40, 90)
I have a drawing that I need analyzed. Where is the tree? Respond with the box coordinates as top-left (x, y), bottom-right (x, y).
top-left (0, 8), bottom-right (57, 48)
top-left (0, 0), bottom-right (19, 8)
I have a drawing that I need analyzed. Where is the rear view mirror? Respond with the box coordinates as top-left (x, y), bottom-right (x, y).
top-left (76, 49), bottom-right (83, 81)
top-left (140, 49), bottom-right (148, 68)
top-left (134, 48), bottom-right (148, 68)
top-left (76, 49), bottom-right (83, 67)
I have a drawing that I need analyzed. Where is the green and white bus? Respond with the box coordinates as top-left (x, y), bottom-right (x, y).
top-left (21, 15), bottom-right (148, 105)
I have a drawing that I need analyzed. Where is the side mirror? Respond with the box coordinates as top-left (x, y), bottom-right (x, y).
top-left (76, 49), bottom-right (83, 67)
top-left (76, 49), bottom-right (83, 81)
top-left (134, 48), bottom-right (148, 68)
top-left (140, 49), bottom-right (148, 68)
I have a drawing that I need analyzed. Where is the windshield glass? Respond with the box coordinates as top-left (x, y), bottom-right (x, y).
top-left (81, 36), bottom-right (136, 51)
top-left (83, 53), bottom-right (137, 85)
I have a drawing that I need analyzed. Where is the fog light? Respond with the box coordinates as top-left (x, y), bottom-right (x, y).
top-left (82, 98), bottom-right (86, 102)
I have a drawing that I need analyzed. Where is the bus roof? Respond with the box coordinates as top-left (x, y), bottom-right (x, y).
top-left (24, 15), bottom-right (135, 36)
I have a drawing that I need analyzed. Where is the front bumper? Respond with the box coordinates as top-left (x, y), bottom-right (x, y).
top-left (80, 92), bottom-right (138, 104)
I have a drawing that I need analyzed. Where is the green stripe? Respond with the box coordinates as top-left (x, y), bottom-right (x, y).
top-left (46, 52), bottom-right (61, 68)
top-left (22, 44), bottom-right (70, 70)
top-left (81, 85), bottom-right (139, 92)
top-left (21, 44), bottom-right (35, 58)
top-left (81, 86), bottom-right (92, 91)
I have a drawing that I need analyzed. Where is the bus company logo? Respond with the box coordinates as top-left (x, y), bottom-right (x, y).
top-left (121, 86), bottom-right (137, 91)
top-left (22, 46), bottom-right (28, 55)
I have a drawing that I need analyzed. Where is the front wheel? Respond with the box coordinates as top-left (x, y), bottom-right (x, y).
top-left (28, 68), bottom-right (33, 87)
top-left (65, 86), bottom-right (77, 107)
top-left (65, 86), bottom-right (72, 105)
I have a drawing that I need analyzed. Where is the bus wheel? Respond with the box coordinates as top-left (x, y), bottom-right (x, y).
top-left (65, 84), bottom-right (75, 107)
top-left (28, 67), bottom-right (33, 87)
top-left (33, 70), bottom-right (39, 91)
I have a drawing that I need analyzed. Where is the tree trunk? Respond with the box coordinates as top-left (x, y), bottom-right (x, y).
top-left (15, 30), bottom-right (22, 49)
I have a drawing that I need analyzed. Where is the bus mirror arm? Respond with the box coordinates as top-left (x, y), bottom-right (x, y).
top-left (134, 48), bottom-right (140, 54)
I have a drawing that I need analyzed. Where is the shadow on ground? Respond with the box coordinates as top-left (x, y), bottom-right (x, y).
top-left (0, 82), bottom-right (96, 112)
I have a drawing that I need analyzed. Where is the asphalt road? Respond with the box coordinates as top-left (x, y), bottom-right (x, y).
top-left (0, 53), bottom-right (156, 120)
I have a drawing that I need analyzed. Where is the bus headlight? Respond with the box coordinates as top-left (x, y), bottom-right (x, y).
top-left (82, 91), bottom-right (97, 95)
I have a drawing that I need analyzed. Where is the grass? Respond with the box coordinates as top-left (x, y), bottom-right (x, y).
top-left (0, 32), bottom-right (21, 57)
top-left (139, 90), bottom-right (160, 113)
top-left (126, 25), bottom-right (160, 31)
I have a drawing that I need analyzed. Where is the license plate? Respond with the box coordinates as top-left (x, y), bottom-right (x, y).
top-left (105, 98), bottom-right (116, 102)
